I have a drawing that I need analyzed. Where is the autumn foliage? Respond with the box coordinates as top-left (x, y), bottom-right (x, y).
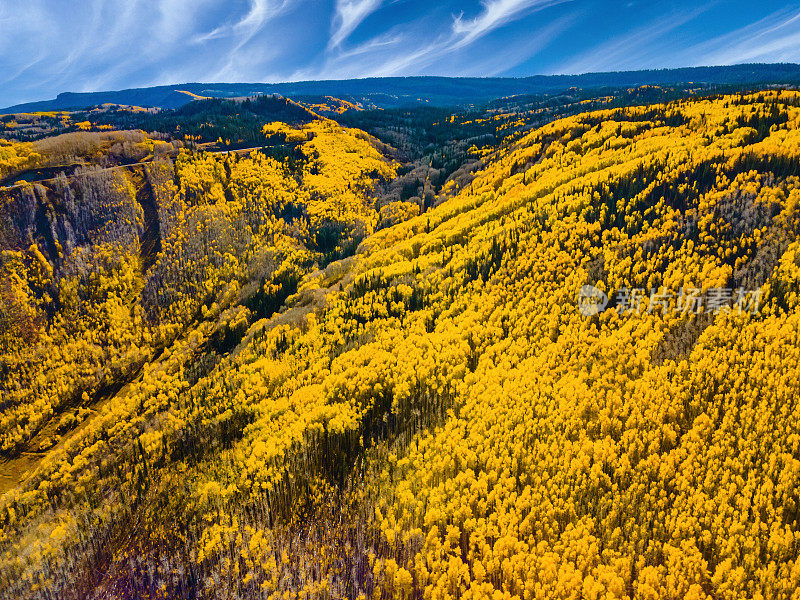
top-left (1, 92), bottom-right (800, 600)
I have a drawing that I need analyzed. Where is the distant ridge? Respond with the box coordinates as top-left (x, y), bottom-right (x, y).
top-left (4, 63), bottom-right (800, 113)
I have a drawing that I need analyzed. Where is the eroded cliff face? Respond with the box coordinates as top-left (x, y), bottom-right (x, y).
top-left (0, 162), bottom-right (175, 275)
top-left (0, 161), bottom-right (179, 460)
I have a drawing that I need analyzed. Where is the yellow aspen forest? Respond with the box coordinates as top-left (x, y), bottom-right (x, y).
top-left (1, 87), bottom-right (800, 600)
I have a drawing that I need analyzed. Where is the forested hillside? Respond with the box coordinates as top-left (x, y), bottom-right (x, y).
top-left (4, 62), bottom-right (800, 113)
top-left (2, 90), bottom-right (800, 599)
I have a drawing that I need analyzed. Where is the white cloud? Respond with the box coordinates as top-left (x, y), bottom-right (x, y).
top-left (330, 0), bottom-right (383, 49)
top-left (686, 8), bottom-right (800, 66)
top-left (311, 0), bottom-right (571, 79)
top-left (454, 11), bottom-right (578, 76)
top-left (194, 0), bottom-right (288, 43)
top-left (192, 0), bottom-right (295, 82)
top-left (452, 0), bottom-right (567, 49)
top-left (3, 0), bottom-right (798, 109)
top-left (554, 5), bottom-right (709, 74)
top-left (0, 2), bottom-right (52, 83)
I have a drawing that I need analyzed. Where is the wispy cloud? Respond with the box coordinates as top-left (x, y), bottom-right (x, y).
top-left (452, 0), bottom-right (568, 49)
top-left (195, 0), bottom-right (295, 81)
top-left (195, 0), bottom-right (287, 43)
top-left (455, 11), bottom-right (578, 76)
top-left (1, 0), bottom-right (798, 108)
top-left (314, 0), bottom-right (571, 78)
top-left (686, 7), bottom-right (800, 65)
top-left (555, 4), bottom-right (711, 74)
top-left (0, 1), bottom-right (54, 83)
top-left (330, 0), bottom-right (383, 49)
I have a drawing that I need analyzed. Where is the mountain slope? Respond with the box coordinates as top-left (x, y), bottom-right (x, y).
top-left (4, 63), bottom-right (800, 113)
top-left (2, 91), bottom-right (800, 599)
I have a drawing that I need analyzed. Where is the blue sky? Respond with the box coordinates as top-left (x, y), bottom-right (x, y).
top-left (1, 0), bottom-right (799, 106)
